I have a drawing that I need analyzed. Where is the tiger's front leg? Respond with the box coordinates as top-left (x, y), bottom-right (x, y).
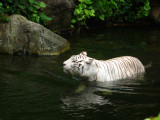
top-left (96, 70), bottom-right (115, 82)
top-left (88, 71), bottom-right (105, 82)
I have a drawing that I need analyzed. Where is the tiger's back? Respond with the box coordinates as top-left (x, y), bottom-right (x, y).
top-left (96, 56), bottom-right (145, 81)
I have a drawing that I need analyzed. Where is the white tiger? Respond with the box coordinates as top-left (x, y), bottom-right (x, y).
top-left (63, 51), bottom-right (145, 82)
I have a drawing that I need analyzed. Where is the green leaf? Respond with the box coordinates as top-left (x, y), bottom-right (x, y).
top-left (144, 118), bottom-right (151, 120)
top-left (74, 8), bottom-right (81, 15)
top-left (144, 0), bottom-right (150, 6)
top-left (34, 1), bottom-right (39, 5)
top-left (7, 6), bottom-right (10, 9)
top-left (36, 16), bottom-right (40, 23)
top-left (79, 0), bottom-right (85, 3)
top-left (143, 11), bottom-right (149, 16)
top-left (40, 13), bottom-right (52, 21)
top-left (32, 13), bottom-right (37, 18)
top-left (77, 16), bottom-right (84, 21)
top-left (34, 5), bottom-right (40, 9)
top-left (120, 0), bottom-right (124, 2)
top-left (109, 0), bottom-right (117, 9)
top-left (144, 5), bottom-right (150, 11)
top-left (29, 0), bottom-right (34, 4)
top-left (18, 5), bottom-right (25, 9)
top-left (39, 2), bottom-right (46, 8)
top-left (84, 9), bottom-right (89, 16)
top-left (28, 6), bottom-right (34, 11)
top-left (79, 3), bottom-right (87, 9)
top-left (31, 13), bottom-right (37, 22)
top-left (90, 9), bottom-right (95, 16)
top-left (99, 14), bottom-right (105, 20)
top-left (33, 10), bottom-right (37, 13)
top-left (89, 6), bottom-right (93, 9)
top-left (85, 0), bottom-right (92, 4)
top-left (80, 21), bottom-right (86, 25)
top-left (71, 24), bottom-right (74, 28)
top-left (71, 19), bottom-right (76, 23)
top-left (0, 2), bottom-right (3, 7)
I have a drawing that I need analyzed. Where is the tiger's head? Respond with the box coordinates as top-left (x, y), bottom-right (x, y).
top-left (63, 51), bottom-right (94, 76)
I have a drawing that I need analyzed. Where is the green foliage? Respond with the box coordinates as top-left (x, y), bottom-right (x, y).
top-left (71, 0), bottom-right (95, 28)
top-left (0, 2), bottom-right (10, 22)
top-left (145, 113), bottom-right (160, 120)
top-left (93, 0), bottom-right (151, 23)
top-left (0, 2), bottom-right (3, 13)
top-left (72, 0), bottom-right (151, 27)
top-left (0, 0), bottom-right (52, 25)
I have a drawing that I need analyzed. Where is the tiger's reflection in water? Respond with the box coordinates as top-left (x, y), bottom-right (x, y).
top-left (61, 76), bottom-right (145, 110)
top-left (61, 82), bottom-right (110, 109)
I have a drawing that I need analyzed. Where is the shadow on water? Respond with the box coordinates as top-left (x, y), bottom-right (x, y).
top-left (0, 26), bottom-right (160, 120)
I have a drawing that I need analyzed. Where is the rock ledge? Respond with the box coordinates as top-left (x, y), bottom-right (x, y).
top-left (0, 15), bottom-right (70, 55)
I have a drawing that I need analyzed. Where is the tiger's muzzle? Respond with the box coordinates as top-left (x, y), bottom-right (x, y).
top-left (63, 61), bottom-right (72, 74)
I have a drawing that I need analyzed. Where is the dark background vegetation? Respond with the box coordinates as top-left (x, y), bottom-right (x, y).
top-left (0, 0), bottom-right (150, 29)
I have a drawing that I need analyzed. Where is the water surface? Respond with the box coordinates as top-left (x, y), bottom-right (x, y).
top-left (0, 26), bottom-right (160, 120)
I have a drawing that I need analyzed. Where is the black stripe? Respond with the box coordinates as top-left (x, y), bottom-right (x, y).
top-left (112, 60), bottom-right (121, 79)
top-left (109, 61), bottom-right (116, 80)
top-left (119, 58), bottom-right (131, 77)
top-left (82, 66), bottom-right (84, 74)
top-left (116, 59), bottom-right (125, 79)
top-left (125, 57), bottom-right (136, 74)
top-left (103, 61), bottom-right (113, 80)
top-left (123, 57), bottom-right (134, 75)
top-left (95, 61), bottom-right (98, 67)
top-left (118, 59), bottom-right (129, 78)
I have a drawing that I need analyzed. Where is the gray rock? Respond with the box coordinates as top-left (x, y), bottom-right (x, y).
top-left (0, 14), bottom-right (70, 55)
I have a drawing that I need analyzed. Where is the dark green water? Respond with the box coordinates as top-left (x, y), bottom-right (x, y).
top-left (0, 26), bottom-right (160, 120)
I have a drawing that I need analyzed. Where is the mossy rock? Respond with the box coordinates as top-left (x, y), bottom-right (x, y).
top-left (0, 14), bottom-right (70, 55)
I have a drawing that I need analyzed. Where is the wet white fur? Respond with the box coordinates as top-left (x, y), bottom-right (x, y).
top-left (63, 51), bottom-right (145, 82)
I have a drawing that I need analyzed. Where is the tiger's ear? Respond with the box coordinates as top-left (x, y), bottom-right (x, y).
top-left (85, 58), bottom-right (94, 64)
top-left (80, 51), bottom-right (87, 56)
